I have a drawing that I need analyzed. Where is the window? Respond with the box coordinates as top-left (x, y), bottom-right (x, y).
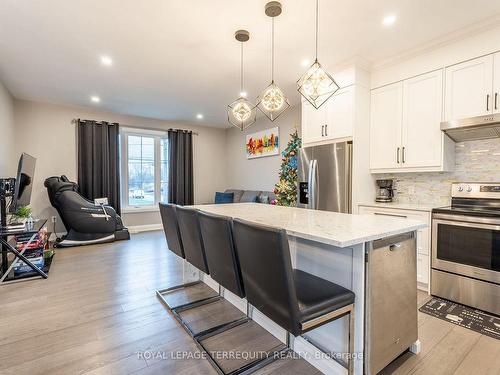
top-left (120, 129), bottom-right (169, 210)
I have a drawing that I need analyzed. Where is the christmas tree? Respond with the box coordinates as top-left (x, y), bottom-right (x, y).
top-left (274, 129), bottom-right (301, 206)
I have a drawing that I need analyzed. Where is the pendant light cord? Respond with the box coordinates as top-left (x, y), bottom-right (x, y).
top-left (240, 42), bottom-right (244, 93)
top-left (315, 0), bottom-right (319, 61)
top-left (271, 17), bottom-right (275, 83)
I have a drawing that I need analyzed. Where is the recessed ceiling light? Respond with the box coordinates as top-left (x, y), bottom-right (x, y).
top-left (90, 96), bottom-right (100, 103)
top-left (301, 59), bottom-right (311, 67)
top-left (240, 91), bottom-right (247, 98)
top-left (100, 56), bottom-right (113, 66)
top-left (196, 114), bottom-right (203, 119)
top-left (382, 14), bottom-right (397, 26)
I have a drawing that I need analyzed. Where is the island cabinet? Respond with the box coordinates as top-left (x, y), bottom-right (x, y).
top-left (191, 203), bottom-right (426, 375)
top-left (301, 86), bottom-right (354, 146)
top-left (358, 204), bottom-right (431, 292)
top-left (444, 52), bottom-right (500, 121)
top-left (369, 69), bottom-right (455, 173)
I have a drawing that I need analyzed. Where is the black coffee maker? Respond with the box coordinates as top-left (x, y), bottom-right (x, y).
top-left (376, 179), bottom-right (394, 203)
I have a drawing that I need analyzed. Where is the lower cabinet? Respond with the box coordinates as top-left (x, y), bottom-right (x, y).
top-left (358, 204), bottom-right (431, 292)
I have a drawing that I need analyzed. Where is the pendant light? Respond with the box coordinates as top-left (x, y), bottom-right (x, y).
top-left (227, 30), bottom-right (257, 131)
top-left (257, 1), bottom-right (290, 122)
top-left (297, 0), bottom-right (339, 109)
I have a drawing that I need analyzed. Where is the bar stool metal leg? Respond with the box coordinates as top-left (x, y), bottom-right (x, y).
top-left (348, 306), bottom-right (355, 375)
top-left (286, 331), bottom-right (294, 351)
top-left (300, 304), bottom-right (355, 374)
top-left (156, 266), bottom-right (220, 311)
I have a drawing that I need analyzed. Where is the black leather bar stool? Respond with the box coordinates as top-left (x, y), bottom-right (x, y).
top-left (157, 203), bottom-right (218, 310)
top-left (169, 211), bottom-right (250, 339)
top-left (197, 211), bottom-right (245, 299)
top-left (191, 212), bottom-right (287, 374)
top-left (159, 203), bottom-right (184, 259)
top-left (232, 218), bottom-right (356, 374)
top-left (171, 207), bottom-right (250, 337)
top-left (176, 206), bottom-right (210, 274)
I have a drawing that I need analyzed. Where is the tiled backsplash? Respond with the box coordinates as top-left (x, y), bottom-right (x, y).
top-left (376, 138), bottom-right (500, 206)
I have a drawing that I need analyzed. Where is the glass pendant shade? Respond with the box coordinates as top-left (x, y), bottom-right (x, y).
top-left (257, 81), bottom-right (290, 121)
top-left (227, 97), bottom-right (257, 131)
top-left (297, 59), bottom-right (339, 109)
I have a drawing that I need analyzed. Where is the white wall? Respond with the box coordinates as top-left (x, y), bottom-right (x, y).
top-left (0, 80), bottom-right (15, 177)
top-left (225, 106), bottom-right (301, 192)
top-left (13, 100), bottom-right (227, 230)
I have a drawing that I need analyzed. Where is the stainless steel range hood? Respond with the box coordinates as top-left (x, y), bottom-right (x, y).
top-left (441, 114), bottom-right (500, 142)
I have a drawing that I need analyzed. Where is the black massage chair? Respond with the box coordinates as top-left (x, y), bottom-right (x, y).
top-left (44, 176), bottom-right (130, 247)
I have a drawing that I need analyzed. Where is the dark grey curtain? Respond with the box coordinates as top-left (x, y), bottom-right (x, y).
top-left (168, 129), bottom-right (194, 205)
top-left (77, 120), bottom-right (121, 214)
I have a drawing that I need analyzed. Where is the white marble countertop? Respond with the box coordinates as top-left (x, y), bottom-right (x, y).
top-left (358, 202), bottom-right (442, 212)
top-left (190, 203), bottom-right (427, 248)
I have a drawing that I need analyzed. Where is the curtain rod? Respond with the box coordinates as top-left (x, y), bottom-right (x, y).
top-left (71, 119), bottom-right (199, 136)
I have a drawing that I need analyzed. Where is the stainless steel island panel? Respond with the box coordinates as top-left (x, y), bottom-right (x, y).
top-left (365, 232), bottom-right (418, 375)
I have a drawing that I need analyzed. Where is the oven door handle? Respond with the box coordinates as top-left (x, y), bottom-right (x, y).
top-left (432, 213), bottom-right (500, 227)
top-left (432, 218), bottom-right (500, 235)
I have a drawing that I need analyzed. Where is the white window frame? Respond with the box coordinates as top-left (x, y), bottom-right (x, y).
top-left (120, 127), bottom-right (168, 213)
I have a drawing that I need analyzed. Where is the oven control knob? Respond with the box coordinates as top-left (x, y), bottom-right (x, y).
top-left (458, 186), bottom-right (464, 192)
top-left (467, 186), bottom-right (472, 192)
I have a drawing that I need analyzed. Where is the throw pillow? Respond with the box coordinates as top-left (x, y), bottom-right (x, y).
top-left (258, 195), bottom-right (270, 204)
top-left (215, 192), bottom-right (234, 204)
top-left (240, 191), bottom-right (260, 203)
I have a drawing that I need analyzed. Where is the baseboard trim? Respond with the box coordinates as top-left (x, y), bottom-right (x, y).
top-left (128, 224), bottom-right (163, 233)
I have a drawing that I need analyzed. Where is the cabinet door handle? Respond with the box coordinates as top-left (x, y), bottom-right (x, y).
top-left (402, 147), bottom-right (406, 163)
top-left (495, 93), bottom-right (498, 110)
top-left (325, 124), bottom-right (328, 137)
top-left (374, 212), bottom-right (408, 219)
top-left (487, 94), bottom-right (490, 111)
top-left (321, 125), bottom-right (324, 137)
top-left (397, 147), bottom-right (400, 164)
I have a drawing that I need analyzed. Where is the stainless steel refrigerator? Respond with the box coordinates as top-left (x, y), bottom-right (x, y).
top-left (297, 141), bottom-right (352, 213)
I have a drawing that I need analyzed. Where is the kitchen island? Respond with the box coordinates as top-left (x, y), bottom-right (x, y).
top-left (190, 203), bottom-right (427, 375)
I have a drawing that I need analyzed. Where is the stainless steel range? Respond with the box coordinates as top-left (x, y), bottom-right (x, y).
top-left (431, 183), bottom-right (500, 315)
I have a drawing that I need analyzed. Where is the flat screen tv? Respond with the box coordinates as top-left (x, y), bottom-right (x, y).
top-left (9, 153), bottom-right (36, 213)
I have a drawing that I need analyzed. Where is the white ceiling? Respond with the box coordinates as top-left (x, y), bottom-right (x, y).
top-left (1, 0), bottom-right (500, 128)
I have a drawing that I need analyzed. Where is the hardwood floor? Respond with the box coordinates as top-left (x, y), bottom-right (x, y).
top-left (0, 231), bottom-right (497, 375)
top-left (380, 291), bottom-right (500, 375)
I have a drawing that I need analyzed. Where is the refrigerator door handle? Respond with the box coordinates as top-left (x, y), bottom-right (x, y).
top-left (307, 160), bottom-right (313, 209)
top-left (309, 159), bottom-right (318, 210)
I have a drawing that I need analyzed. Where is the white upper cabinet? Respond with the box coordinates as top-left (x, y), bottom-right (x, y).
top-left (370, 70), bottom-right (454, 173)
top-left (301, 86), bottom-right (354, 146)
top-left (301, 99), bottom-right (326, 145)
top-left (402, 70), bottom-right (444, 168)
top-left (326, 86), bottom-right (354, 140)
top-left (494, 52), bottom-right (500, 114)
top-left (369, 82), bottom-right (403, 170)
top-left (445, 55), bottom-right (494, 120)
